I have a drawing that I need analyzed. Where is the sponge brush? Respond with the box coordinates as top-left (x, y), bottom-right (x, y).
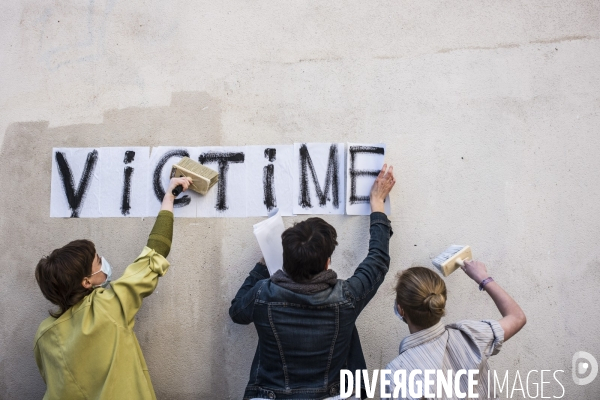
top-left (432, 245), bottom-right (472, 277)
top-left (170, 157), bottom-right (219, 196)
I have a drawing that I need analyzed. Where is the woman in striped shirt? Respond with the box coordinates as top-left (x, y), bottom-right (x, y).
top-left (385, 261), bottom-right (527, 399)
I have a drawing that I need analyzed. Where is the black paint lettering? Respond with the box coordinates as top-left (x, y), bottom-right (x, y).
top-left (198, 152), bottom-right (245, 211)
top-left (153, 149), bottom-right (191, 208)
top-left (263, 148), bottom-right (277, 211)
top-left (123, 150), bottom-right (135, 164)
top-left (263, 164), bottom-right (276, 211)
top-left (264, 148), bottom-right (276, 162)
top-left (55, 150), bottom-right (99, 218)
top-left (348, 146), bottom-right (385, 205)
top-left (121, 166), bottom-right (134, 216)
top-left (298, 144), bottom-right (340, 209)
top-left (121, 151), bottom-right (136, 215)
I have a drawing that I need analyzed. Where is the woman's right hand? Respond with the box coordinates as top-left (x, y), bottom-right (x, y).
top-left (161, 177), bottom-right (193, 212)
top-left (461, 260), bottom-right (490, 284)
top-left (166, 177), bottom-right (192, 197)
top-left (463, 259), bottom-right (527, 341)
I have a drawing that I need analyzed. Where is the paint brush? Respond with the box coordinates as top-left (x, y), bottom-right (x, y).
top-left (170, 157), bottom-right (219, 196)
top-left (432, 245), bottom-right (472, 277)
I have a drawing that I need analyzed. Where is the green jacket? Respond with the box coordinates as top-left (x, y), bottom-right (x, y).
top-left (34, 211), bottom-right (173, 400)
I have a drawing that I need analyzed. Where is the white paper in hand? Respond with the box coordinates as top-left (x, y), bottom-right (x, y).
top-left (253, 208), bottom-right (285, 276)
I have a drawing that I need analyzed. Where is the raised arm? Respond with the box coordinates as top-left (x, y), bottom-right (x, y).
top-left (229, 260), bottom-right (270, 324)
top-left (346, 165), bottom-right (396, 313)
top-left (461, 260), bottom-right (527, 341)
top-left (146, 177), bottom-right (192, 257)
top-left (158, 177), bottom-right (192, 214)
top-left (110, 177), bottom-right (191, 327)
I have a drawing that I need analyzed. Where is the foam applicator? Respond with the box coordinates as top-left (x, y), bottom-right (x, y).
top-left (432, 245), bottom-right (473, 277)
top-left (170, 157), bottom-right (219, 196)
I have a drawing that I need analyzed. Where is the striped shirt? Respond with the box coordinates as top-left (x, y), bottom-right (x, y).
top-left (384, 320), bottom-right (504, 400)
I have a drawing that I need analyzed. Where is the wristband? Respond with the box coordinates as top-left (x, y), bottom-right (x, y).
top-left (479, 277), bottom-right (494, 291)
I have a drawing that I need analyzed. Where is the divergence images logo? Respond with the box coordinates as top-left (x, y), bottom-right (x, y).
top-left (572, 351), bottom-right (598, 386)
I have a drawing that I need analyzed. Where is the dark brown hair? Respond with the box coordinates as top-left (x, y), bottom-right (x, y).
top-left (35, 239), bottom-right (96, 318)
top-left (281, 217), bottom-right (338, 282)
top-left (395, 266), bottom-right (447, 328)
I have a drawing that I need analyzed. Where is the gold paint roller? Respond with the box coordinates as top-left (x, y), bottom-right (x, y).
top-left (170, 157), bottom-right (219, 196)
top-left (432, 245), bottom-right (473, 277)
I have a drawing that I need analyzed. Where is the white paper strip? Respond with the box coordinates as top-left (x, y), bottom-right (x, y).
top-left (245, 145), bottom-right (294, 217)
top-left (196, 146), bottom-right (247, 217)
top-left (51, 147), bottom-right (101, 218)
top-left (292, 143), bottom-right (346, 215)
top-left (99, 147), bottom-right (150, 217)
top-left (345, 143), bottom-right (390, 215)
top-left (147, 147), bottom-right (200, 218)
top-left (51, 144), bottom-right (387, 218)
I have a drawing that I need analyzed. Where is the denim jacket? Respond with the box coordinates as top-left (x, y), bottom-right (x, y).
top-left (229, 212), bottom-right (393, 399)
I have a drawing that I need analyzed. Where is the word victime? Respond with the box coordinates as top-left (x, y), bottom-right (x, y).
top-left (340, 369), bottom-right (566, 399)
top-left (51, 143), bottom-right (386, 218)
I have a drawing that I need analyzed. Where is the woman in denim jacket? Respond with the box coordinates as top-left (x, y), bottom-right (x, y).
top-left (229, 165), bottom-right (396, 399)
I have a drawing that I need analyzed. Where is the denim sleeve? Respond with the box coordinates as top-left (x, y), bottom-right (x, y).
top-left (345, 212), bottom-right (393, 315)
top-left (229, 263), bottom-right (270, 325)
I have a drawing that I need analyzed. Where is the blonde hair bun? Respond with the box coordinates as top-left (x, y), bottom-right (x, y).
top-left (423, 292), bottom-right (446, 318)
top-left (394, 266), bottom-right (447, 328)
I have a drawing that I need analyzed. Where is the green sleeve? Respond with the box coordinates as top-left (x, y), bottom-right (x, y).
top-left (146, 210), bottom-right (174, 257)
top-left (110, 246), bottom-right (170, 329)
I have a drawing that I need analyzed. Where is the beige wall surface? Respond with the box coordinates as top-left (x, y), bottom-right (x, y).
top-left (1, 1), bottom-right (600, 399)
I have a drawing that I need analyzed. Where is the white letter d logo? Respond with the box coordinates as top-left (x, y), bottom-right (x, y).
top-left (572, 351), bottom-right (598, 385)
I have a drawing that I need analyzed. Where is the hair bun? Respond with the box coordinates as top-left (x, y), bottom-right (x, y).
top-left (394, 266), bottom-right (447, 328)
top-left (423, 292), bottom-right (446, 317)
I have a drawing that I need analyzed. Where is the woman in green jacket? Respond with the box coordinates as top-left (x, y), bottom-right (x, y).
top-left (34, 176), bottom-right (192, 400)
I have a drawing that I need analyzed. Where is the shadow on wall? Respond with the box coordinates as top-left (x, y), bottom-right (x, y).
top-left (0, 92), bottom-right (255, 398)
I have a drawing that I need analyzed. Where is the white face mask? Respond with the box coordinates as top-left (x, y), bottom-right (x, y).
top-left (394, 301), bottom-right (406, 324)
top-left (91, 257), bottom-right (112, 288)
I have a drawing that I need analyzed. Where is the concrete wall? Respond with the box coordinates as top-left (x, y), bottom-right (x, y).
top-left (1, 1), bottom-right (600, 398)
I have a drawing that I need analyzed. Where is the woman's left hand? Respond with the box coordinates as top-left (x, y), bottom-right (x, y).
top-left (370, 164), bottom-right (395, 213)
